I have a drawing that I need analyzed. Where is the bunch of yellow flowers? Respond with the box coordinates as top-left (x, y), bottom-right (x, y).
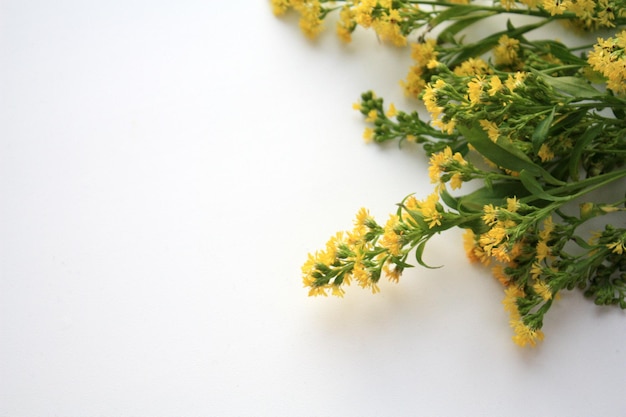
top-left (272, 0), bottom-right (626, 347)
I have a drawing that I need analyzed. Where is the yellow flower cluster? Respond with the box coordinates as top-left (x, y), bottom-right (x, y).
top-left (543, 0), bottom-right (624, 28)
top-left (271, 0), bottom-right (413, 45)
top-left (428, 146), bottom-right (469, 190)
top-left (401, 39), bottom-right (440, 98)
top-left (587, 30), bottom-right (626, 95)
top-left (302, 192), bottom-right (456, 297)
top-left (301, 208), bottom-right (382, 296)
top-left (493, 35), bottom-right (521, 67)
top-left (270, 0), bottom-right (324, 39)
top-left (503, 285), bottom-right (546, 347)
top-left (464, 205), bottom-right (558, 346)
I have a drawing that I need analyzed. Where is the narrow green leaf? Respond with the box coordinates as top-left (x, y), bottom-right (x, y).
top-left (458, 124), bottom-right (541, 175)
top-left (535, 41), bottom-right (587, 65)
top-left (533, 70), bottom-right (602, 98)
top-left (437, 13), bottom-right (493, 44)
top-left (568, 123), bottom-right (602, 180)
top-left (532, 107), bottom-right (556, 154)
top-left (439, 188), bottom-right (459, 210)
top-left (519, 170), bottom-right (568, 202)
top-left (551, 108), bottom-right (586, 133)
top-left (448, 20), bottom-right (544, 67)
top-left (456, 182), bottom-right (530, 213)
top-left (429, 5), bottom-right (479, 27)
top-left (414, 239), bottom-right (441, 269)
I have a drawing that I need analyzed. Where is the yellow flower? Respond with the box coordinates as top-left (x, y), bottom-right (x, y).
top-left (542, 0), bottom-right (571, 15)
top-left (297, 1), bottom-right (324, 39)
top-left (401, 65), bottom-right (427, 98)
top-left (427, 146), bottom-right (466, 188)
top-left (536, 240), bottom-right (551, 261)
top-left (463, 229), bottom-right (480, 263)
top-left (331, 285), bottom-right (346, 298)
top-left (432, 118), bottom-right (456, 135)
top-left (538, 143), bottom-right (555, 162)
top-left (492, 264), bottom-right (511, 286)
top-left (488, 75), bottom-right (503, 96)
top-left (530, 262), bottom-right (543, 279)
top-left (568, 0), bottom-right (595, 21)
top-left (492, 246), bottom-right (511, 263)
top-left (308, 285), bottom-right (330, 297)
top-left (416, 192), bottom-right (443, 228)
top-left (467, 76), bottom-right (486, 106)
top-left (533, 280), bottom-right (552, 301)
top-left (410, 39), bottom-right (438, 66)
top-left (428, 147), bottom-right (449, 183)
top-left (383, 264), bottom-right (401, 283)
top-left (363, 127), bottom-right (374, 143)
top-left (597, 0), bottom-right (617, 27)
top-left (354, 0), bottom-right (376, 27)
top-left (539, 216), bottom-right (554, 241)
top-left (336, 5), bottom-right (355, 43)
top-left (426, 59), bottom-right (440, 69)
top-left (450, 173), bottom-right (463, 190)
top-left (505, 71), bottom-right (526, 91)
top-left (607, 240), bottom-right (626, 254)
top-left (506, 197), bottom-right (520, 213)
top-left (588, 31), bottom-right (626, 95)
top-left (499, 0), bottom-right (517, 10)
top-left (353, 262), bottom-right (370, 288)
top-left (482, 204), bottom-right (499, 226)
top-left (270, 0), bottom-right (291, 15)
top-left (386, 103), bottom-right (398, 118)
top-left (503, 285), bottom-right (525, 316)
top-left (354, 207), bottom-right (371, 228)
top-left (479, 119), bottom-right (500, 142)
top-left (511, 319), bottom-right (545, 347)
top-left (493, 35), bottom-right (520, 66)
top-left (365, 109), bottom-right (378, 122)
top-left (422, 86), bottom-right (443, 119)
top-left (453, 58), bottom-right (492, 76)
top-left (373, 9), bottom-right (407, 46)
top-left (380, 214), bottom-right (402, 256)
top-left (405, 195), bottom-right (419, 211)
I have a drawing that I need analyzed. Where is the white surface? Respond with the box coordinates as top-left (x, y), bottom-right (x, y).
top-left (1, 1), bottom-right (625, 416)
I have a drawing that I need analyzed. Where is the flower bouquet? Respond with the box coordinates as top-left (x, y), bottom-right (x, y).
top-left (271, 0), bottom-right (626, 347)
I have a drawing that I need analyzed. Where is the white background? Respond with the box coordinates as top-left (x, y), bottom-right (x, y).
top-left (1, 1), bottom-right (625, 416)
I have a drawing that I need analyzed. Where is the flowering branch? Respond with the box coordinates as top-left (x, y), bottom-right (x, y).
top-left (272, 0), bottom-right (626, 347)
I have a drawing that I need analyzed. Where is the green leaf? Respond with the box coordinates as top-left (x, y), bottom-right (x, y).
top-left (536, 41), bottom-right (588, 65)
top-left (458, 124), bottom-right (541, 174)
top-left (551, 108), bottom-right (586, 133)
top-left (447, 20), bottom-right (545, 67)
top-left (456, 181), bottom-right (530, 213)
top-left (519, 170), bottom-right (567, 201)
top-left (439, 188), bottom-right (460, 210)
top-left (414, 239), bottom-right (441, 269)
top-left (533, 70), bottom-right (602, 98)
top-left (429, 5), bottom-right (481, 27)
top-left (569, 123), bottom-right (602, 180)
top-left (458, 123), bottom-right (565, 186)
top-left (532, 107), bottom-right (555, 154)
top-left (437, 13), bottom-right (494, 44)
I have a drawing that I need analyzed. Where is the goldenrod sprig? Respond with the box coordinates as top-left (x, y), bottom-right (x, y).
top-left (273, 0), bottom-right (626, 347)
